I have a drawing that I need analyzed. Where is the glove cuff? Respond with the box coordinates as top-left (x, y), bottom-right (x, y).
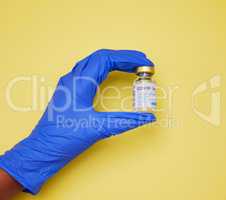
top-left (0, 150), bottom-right (42, 194)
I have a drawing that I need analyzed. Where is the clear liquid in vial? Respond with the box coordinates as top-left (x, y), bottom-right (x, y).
top-left (133, 69), bottom-right (156, 112)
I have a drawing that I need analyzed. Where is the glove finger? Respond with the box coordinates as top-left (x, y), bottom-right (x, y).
top-left (95, 111), bottom-right (156, 138)
top-left (60, 49), bottom-right (154, 108)
top-left (72, 49), bottom-right (154, 82)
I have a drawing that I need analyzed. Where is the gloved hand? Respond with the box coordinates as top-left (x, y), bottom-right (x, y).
top-left (0, 49), bottom-right (156, 194)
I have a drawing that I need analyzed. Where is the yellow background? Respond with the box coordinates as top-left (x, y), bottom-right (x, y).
top-left (0, 0), bottom-right (226, 199)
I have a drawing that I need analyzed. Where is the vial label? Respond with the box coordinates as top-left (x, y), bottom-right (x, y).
top-left (133, 82), bottom-right (156, 112)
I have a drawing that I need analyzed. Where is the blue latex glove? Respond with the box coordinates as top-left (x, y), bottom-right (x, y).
top-left (0, 49), bottom-right (156, 194)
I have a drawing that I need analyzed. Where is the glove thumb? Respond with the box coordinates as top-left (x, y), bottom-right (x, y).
top-left (96, 112), bottom-right (156, 138)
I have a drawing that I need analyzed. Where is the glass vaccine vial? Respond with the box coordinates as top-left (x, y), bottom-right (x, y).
top-left (133, 66), bottom-right (156, 112)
